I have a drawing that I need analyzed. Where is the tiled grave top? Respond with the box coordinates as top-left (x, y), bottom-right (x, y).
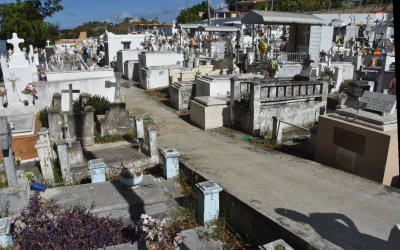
top-left (160, 148), bottom-right (180, 158)
top-left (196, 181), bottom-right (222, 195)
top-left (335, 108), bottom-right (397, 125)
top-left (0, 217), bottom-right (11, 235)
top-left (359, 91), bottom-right (397, 114)
top-left (194, 96), bottom-right (230, 106)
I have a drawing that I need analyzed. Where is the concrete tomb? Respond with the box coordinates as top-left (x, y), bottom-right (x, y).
top-left (170, 81), bottom-right (196, 111)
top-left (230, 77), bottom-right (329, 136)
top-left (98, 102), bottom-right (133, 137)
top-left (190, 96), bottom-right (231, 130)
top-left (315, 91), bottom-right (398, 186)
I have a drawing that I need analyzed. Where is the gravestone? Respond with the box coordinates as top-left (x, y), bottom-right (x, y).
top-left (99, 103), bottom-right (133, 136)
top-left (105, 72), bottom-right (130, 102)
top-left (309, 26), bottom-right (322, 68)
top-left (359, 91), bottom-right (397, 114)
top-left (61, 84), bottom-right (80, 112)
top-left (0, 117), bottom-right (17, 187)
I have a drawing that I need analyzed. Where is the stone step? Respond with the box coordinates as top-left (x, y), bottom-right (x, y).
top-left (42, 175), bottom-right (169, 223)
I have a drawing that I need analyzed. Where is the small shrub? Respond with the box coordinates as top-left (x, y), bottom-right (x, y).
top-left (38, 108), bottom-right (49, 128)
top-left (13, 192), bottom-right (137, 249)
top-left (73, 95), bottom-right (110, 115)
top-left (85, 95), bottom-right (110, 115)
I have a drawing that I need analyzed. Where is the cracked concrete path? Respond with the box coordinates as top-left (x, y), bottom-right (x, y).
top-left (121, 82), bottom-right (400, 250)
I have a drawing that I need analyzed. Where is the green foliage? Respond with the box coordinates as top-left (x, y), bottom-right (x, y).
top-left (38, 108), bottom-right (49, 128)
top-left (73, 94), bottom-right (110, 116)
top-left (94, 131), bottom-right (136, 144)
top-left (176, 1), bottom-right (212, 23)
top-left (0, 0), bottom-right (63, 48)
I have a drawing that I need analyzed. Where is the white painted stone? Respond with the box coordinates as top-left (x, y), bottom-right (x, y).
top-left (190, 97), bottom-right (230, 130)
top-left (36, 69), bottom-right (115, 111)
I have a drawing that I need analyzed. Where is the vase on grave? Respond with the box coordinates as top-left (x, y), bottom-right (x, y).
top-left (0, 171), bottom-right (8, 188)
top-left (25, 95), bottom-right (33, 105)
top-left (118, 171), bottom-right (143, 189)
top-left (0, 96), bottom-right (3, 106)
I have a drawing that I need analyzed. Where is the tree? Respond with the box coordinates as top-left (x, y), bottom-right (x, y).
top-left (0, 0), bottom-right (63, 48)
top-left (176, 1), bottom-right (212, 23)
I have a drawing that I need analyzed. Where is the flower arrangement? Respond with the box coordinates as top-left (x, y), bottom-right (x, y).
top-left (38, 64), bottom-right (47, 81)
top-left (120, 165), bottom-right (142, 178)
top-left (0, 89), bottom-right (7, 97)
top-left (137, 214), bottom-right (183, 249)
top-left (22, 83), bottom-right (38, 96)
top-left (38, 64), bottom-right (46, 74)
top-left (266, 59), bottom-right (284, 78)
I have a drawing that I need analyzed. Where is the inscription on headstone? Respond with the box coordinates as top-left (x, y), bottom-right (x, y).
top-left (359, 91), bottom-right (397, 114)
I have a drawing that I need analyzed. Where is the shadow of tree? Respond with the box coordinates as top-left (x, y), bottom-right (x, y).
top-left (275, 208), bottom-right (386, 250)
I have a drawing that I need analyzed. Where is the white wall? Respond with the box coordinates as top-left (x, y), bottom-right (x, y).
top-left (314, 13), bottom-right (392, 26)
top-left (104, 32), bottom-right (146, 66)
top-left (37, 70), bottom-right (116, 111)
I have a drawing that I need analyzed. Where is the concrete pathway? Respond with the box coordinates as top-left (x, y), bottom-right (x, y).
top-left (121, 83), bottom-right (400, 250)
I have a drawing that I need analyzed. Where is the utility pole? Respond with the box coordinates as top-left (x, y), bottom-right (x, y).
top-left (186, 0), bottom-right (188, 23)
top-left (207, 0), bottom-right (211, 26)
top-left (236, 0), bottom-right (238, 13)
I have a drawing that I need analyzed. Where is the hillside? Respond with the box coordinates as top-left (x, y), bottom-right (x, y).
top-left (60, 18), bottom-right (156, 38)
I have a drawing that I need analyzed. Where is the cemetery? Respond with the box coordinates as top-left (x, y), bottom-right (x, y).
top-left (0, 1), bottom-right (398, 249)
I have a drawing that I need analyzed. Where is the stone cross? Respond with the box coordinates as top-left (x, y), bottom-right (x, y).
top-left (350, 14), bottom-right (355, 25)
top-left (61, 84), bottom-right (80, 111)
top-left (0, 117), bottom-right (17, 187)
top-left (46, 40), bottom-right (50, 47)
top-left (105, 72), bottom-right (130, 102)
top-left (7, 33), bottom-right (24, 54)
top-left (366, 14), bottom-right (372, 26)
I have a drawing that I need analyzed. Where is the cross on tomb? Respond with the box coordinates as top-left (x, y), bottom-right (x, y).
top-left (105, 72), bottom-right (130, 102)
top-left (7, 73), bottom-right (20, 93)
top-left (61, 84), bottom-right (80, 111)
top-left (46, 40), bottom-right (50, 47)
top-left (7, 33), bottom-right (24, 54)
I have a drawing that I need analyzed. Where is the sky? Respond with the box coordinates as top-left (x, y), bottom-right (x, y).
top-left (0, 0), bottom-right (224, 29)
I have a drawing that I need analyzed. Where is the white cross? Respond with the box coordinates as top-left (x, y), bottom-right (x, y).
top-left (46, 40), bottom-right (50, 46)
top-left (7, 33), bottom-right (24, 54)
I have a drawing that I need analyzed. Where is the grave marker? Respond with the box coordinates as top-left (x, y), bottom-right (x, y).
top-left (61, 84), bottom-right (80, 111)
top-left (6, 33), bottom-right (23, 54)
top-left (359, 91), bottom-right (397, 114)
top-left (0, 117), bottom-right (17, 187)
top-left (105, 72), bottom-right (130, 102)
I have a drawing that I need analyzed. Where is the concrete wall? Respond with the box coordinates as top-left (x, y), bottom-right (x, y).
top-left (314, 115), bottom-right (399, 186)
top-left (231, 80), bottom-right (328, 136)
top-left (275, 63), bottom-right (303, 78)
top-left (331, 62), bottom-right (354, 81)
top-left (116, 50), bottom-right (141, 75)
top-left (37, 70), bottom-right (115, 111)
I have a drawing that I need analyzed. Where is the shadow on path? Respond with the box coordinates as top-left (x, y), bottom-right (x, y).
top-left (275, 208), bottom-right (386, 250)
